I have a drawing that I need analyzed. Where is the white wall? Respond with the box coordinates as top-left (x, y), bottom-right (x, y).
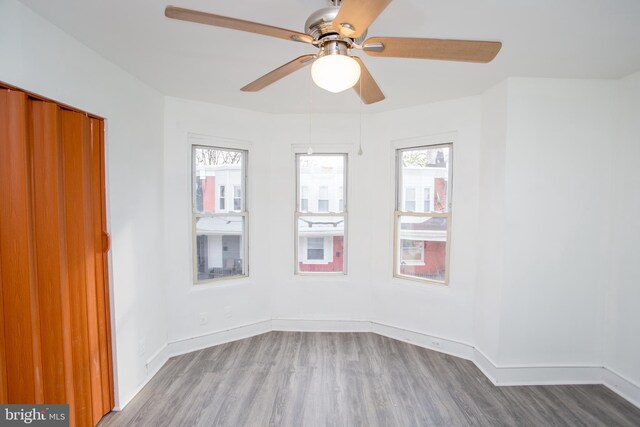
top-left (0, 0), bottom-right (167, 408)
top-left (474, 80), bottom-right (509, 362)
top-left (266, 113), bottom-right (374, 322)
top-left (163, 98), bottom-right (272, 343)
top-left (368, 96), bottom-right (482, 346)
top-left (605, 72), bottom-right (640, 385)
top-left (497, 78), bottom-right (617, 366)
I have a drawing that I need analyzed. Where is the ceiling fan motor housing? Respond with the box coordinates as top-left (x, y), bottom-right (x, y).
top-left (304, 6), bottom-right (367, 45)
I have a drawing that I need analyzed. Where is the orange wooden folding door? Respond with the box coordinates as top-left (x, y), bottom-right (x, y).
top-left (0, 86), bottom-right (114, 426)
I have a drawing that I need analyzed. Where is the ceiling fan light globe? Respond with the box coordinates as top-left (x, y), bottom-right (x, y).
top-left (311, 54), bottom-right (361, 93)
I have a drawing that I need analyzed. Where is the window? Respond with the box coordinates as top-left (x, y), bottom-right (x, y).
top-left (219, 185), bottom-right (226, 210)
top-left (193, 146), bottom-right (247, 283)
top-left (296, 154), bottom-right (347, 274)
top-left (400, 239), bottom-right (424, 265)
top-left (307, 237), bottom-right (325, 260)
top-left (318, 186), bottom-right (329, 212)
top-left (395, 144), bottom-right (452, 284)
top-left (301, 186), bottom-right (309, 211)
top-left (404, 187), bottom-right (416, 211)
top-left (424, 187), bottom-right (431, 212)
top-left (233, 185), bottom-right (242, 211)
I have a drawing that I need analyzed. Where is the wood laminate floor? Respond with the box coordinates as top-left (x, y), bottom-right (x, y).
top-left (99, 332), bottom-right (640, 427)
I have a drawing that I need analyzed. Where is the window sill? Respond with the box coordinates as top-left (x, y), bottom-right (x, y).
top-left (393, 273), bottom-right (448, 287)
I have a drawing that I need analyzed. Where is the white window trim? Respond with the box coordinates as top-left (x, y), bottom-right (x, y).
top-left (293, 149), bottom-right (348, 276)
top-left (393, 136), bottom-right (453, 286)
top-left (191, 140), bottom-right (249, 285)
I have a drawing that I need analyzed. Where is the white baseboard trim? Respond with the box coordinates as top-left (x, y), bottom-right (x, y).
top-left (371, 322), bottom-right (475, 361)
top-left (603, 367), bottom-right (640, 409)
top-left (114, 319), bottom-right (640, 411)
top-left (168, 319), bottom-right (272, 358)
top-left (114, 343), bottom-right (171, 411)
top-left (271, 318), bottom-right (370, 332)
top-left (115, 319), bottom-right (272, 410)
top-left (473, 349), bottom-right (603, 386)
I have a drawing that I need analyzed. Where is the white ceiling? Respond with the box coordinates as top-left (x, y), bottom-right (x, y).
top-left (19, 0), bottom-right (640, 113)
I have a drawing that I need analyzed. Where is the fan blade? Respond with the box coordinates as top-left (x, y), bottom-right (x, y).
top-left (333, 0), bottom-right (392, 39)
top-left (363, 37), bottom-right (502, 63)
top-left (165, 6), bottom-right (314, 44)
top-left (241, 55), bottom-right (317, 92)
top-left (352, 57), bottom-right (385, 104)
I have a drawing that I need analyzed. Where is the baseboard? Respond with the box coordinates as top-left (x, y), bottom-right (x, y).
top-left (473, 349), bottom-right (640, 409)
top-left (271, 318), bottom-right (370, 332)
top-left (603, 367), bottom-right (640, 409)
top-left (168, 319), bottom-right (272, 357)
top-left (371, 321), bottom-right (475, 361)
top-left (114, 320), bottom-right (271, 410)
top-left (114, 319), bottom-right (640, 411)
top-left (472, 349), bottom-right (603, 386)
top-left (114, 343), bottom-right (171, 411)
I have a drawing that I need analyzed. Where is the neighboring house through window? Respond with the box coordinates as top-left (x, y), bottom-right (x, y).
top-left (233, 185), bottom-right (241, 211)
top-left (318, 186), bottom-right (329, 212)
top-left (296, 153), bottom-right (347, 274)
top-left (193, 145), bottom-right (248, 283)
top-left (395, 143), bottom-right (452, 284)
top-left (219, 185), bottom-right (225, 210)
top-left (301, 186), bottom-right (309, 211)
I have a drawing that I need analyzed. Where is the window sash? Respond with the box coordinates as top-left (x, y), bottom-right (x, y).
top-left (394, 143), bottom-right (452, 285)
top-left (295, 212), bottom-right (346, 272)
top-left (296, 154), bottom-right (347, 214)
top-left (192, 145), bottom-right (248, 284)
top-left (295, 153), bottom-right (348, 275)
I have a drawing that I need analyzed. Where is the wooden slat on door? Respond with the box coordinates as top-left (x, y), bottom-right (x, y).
top-left (30, 100), bottom-right (71, 404)
top-left (0, 89), bottom-right (43, 403)
top-left (59, 109), bottom-right (95, 427)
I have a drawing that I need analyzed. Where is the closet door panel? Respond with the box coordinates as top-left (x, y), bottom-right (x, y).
top-left (30, 100), bottom-right (74, 404)
top-left (59, 109), bottom-right (94, 427)
top-left (0, 260), bottom-right (6, 402)
top-left (0, 89), bottom-right (43, 403)
top-left (84, 118), bottom-right (103, 424)
top-left (90, 118), bottom-right (115, 414)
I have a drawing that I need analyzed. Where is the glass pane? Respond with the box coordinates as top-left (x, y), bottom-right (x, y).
top-left (196, 216), bottom-right (245, 281)
top-left (297, 215), bottom-right (345, 273)
top-left (298, 155), bottom-right (345, 213)
top-left (193, 147), bottom-right (244, 214)
top-left (397, 215), bottom-right (447, 282)
top-left (399, 146), bottom-right (450, 213)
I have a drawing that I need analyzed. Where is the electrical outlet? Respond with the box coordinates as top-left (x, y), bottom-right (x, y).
top-left (224, 306), bottom-right (232, 319)
top-left (198, 312), bottom-right (208, 325)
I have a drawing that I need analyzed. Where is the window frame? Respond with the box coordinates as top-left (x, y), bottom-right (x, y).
top-left (219, 185), bottom-right (226, 211)
top-left (294, 152), bottom-right (348, 276)
top-left (192, 144), bottom-right (249, 284)
top-left (394, 142), bottom-right (453, 285)
top-left (233, 185), bottom-right (242, 211)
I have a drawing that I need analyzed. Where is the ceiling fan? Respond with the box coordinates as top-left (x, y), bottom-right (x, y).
top-left (165, 0), bottom-right (502, 105)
